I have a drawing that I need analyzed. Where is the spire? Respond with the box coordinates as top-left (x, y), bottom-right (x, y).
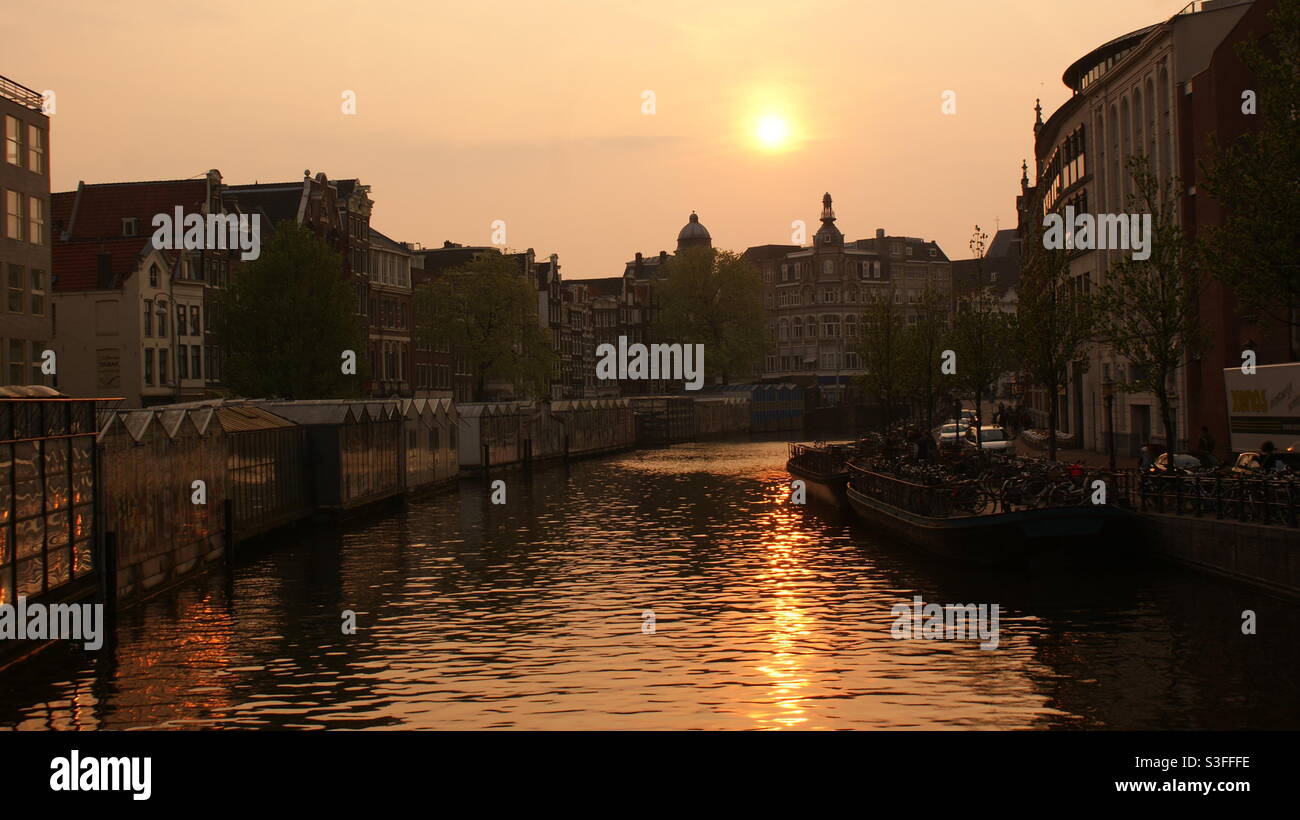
top-left (1021, 158), bottom-right (1029, 193)
top-left (1033, 98), bottom-right (1043, 135)
top-left (814, 192), bottom-right (843, 247)
top-left (821, 192), bottom-right (835, 224)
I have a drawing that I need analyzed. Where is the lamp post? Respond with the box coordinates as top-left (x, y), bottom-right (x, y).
top-left (1102, 377), bottom-right (1116, 473)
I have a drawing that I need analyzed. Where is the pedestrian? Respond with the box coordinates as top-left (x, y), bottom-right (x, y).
top-left (1139, 440), bottom-right (1155, 471)
top-left (1260, 440), bottom-right (1278, 473)
top-left (1196, 426), bottom-right (1215, 459)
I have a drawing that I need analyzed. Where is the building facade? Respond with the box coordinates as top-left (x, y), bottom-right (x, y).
top-left (0, 74), bottom-right (52, 387)
top-left (749, 193), bottom-right (952, 405)
top-left (1025, 0), bottom-right (1255, 454)
top-left (49, 171), bottom-right (239, 405)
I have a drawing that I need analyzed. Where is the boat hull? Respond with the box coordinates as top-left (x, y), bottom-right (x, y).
top-left (845, 484), bottom-right (1138, 565)
top-left (786, 460), bottom-right (850, 509)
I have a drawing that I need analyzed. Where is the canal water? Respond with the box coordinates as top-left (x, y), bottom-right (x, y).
top-left (2, 438), bottom-right (1297, 730)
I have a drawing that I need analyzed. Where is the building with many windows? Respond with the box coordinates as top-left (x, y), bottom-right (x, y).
top-left (0, 73), bottom-right (51, 387)
top-left (748, 193), bottom-right (951, 404)
top-left (48, 171), bottom-right (239, 405)
top-left (367, 227), bottom-right (413, 397)
top-left (1024, 0), bottom-right (1256, 454)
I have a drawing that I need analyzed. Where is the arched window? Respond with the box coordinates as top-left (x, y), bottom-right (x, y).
top-left (778, 319), bottom-right (788, 340)
top-left (792, 317), bottom-right (803, 338)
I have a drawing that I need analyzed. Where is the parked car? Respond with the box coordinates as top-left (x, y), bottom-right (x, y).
top-left (963, 425), bottom-right (1013, 452)
top-left (1149, 452), bottom-right (1221, 474)
top-left (933, 423), bottom-right (966, 451)
top-left (1230, 451), bottom-right (1300, 475)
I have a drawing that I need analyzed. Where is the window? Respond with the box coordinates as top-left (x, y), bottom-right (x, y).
top-left (144, 299), bottom-right (153, 336)
top-left (159, 349), bottom-right (168, 385)
top-left (27, 197), bottom-right (43, 244)
top-left (29, 341), bottom-right (44, 383)
top-left (4, 116), bottom-right (21, 166)
top-left (176, 304), bottom-right (187, 336)
top-left (905, 246), bottom-right (912, 257)
top-left (144, 348), bottom-right (154, 385)
top-left (929, 248), bottom-right (937, 257)
top-left (177, 344), bottom-right (188, 379)
top-left (29, 268), bottom-right (43, 315)
top-left (148, 263), bottom-right (158, 288)
top-left (157, 302), bottom-right (167, 337)
top-left (26, 125), bottom-right (43, 174)
top-left (191, 305), bottom-right (200, 335)
top-left (7, 340), bottom-right (22, 383)
top-left (6, 190), bottom-right (24, 239)
top-left (7, 264), bottom-right (23, 312)
top-left (192, 346), bottom-right (201, 380)
top-left (123, 218), bottom-right (139, 238)
top-left (823, 261), bottom-right (834, 275)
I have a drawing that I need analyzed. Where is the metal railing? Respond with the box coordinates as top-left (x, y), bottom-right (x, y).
top-left (1130, 472), bottom-right (1300, 528)
top-left (0, 74), bottom-right (45, 112)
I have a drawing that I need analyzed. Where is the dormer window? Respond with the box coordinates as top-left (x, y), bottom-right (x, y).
top-left (122, 217), bottom-right (138, 237)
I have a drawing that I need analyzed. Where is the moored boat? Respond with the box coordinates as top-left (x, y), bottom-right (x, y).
top-left (844, 460), bottom-right (1138, 565)
top-left (786, 441), bottom-right (867, 509)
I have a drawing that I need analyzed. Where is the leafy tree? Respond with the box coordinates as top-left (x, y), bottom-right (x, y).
top-left (950, 228), bottom-right (1018, 448)
top-left (1017, 193), bottom-right (1098, 461)
top-left (1095, 154), bottom-right (1209, 455)
top-left (856, 288), bottom-right (909, 428)
top-left (901, 287), bottom-right (953, 432)
top-left (413, 251), bottom-right (555, 401)
top-left (1200, 0), bottom-right (1300, 336)
top-left (214, 220), bottom-right (363, 399)
top-left (657, 247), bottom-right (765, 384)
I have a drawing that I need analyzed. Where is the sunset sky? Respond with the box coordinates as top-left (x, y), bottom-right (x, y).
top-left (8, 0), bottom-right (1182, 277)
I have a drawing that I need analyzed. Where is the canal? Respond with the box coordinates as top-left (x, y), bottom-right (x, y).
top-left (2, 438), bottom-right (1297, 730)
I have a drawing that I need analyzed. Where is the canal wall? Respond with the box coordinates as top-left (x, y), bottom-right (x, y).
top-left (99, 407), bottom-right (228, 604)
top-left (1139, 511), bottom-right (1300, 598)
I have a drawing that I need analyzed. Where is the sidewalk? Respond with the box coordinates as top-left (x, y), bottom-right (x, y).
top-left (1011, 435), bottom-right (1141, 469)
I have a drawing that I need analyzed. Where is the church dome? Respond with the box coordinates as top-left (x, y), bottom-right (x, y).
top-left (676, 211), bottom-right (712, 250)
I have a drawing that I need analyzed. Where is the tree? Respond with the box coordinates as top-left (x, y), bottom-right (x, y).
top-left (950, 227), bottom-right (1018, 449)
top-left (900, 287), bottom-right (953, 433)
top-left (1017, 193), bottom-right (1098, 461)
top-left (214, 220), bottom-right (363, 399)
top-left (413, 252), bottom-right (556, 401)
top-left (657, 247), bottom-right (765, 384)
top-left (1095, 154), bottom-right (1209, 455)
top-left (857, 288), bottom-right (909, 429)
top-left (1200, 0), bottom-right (1300, 334)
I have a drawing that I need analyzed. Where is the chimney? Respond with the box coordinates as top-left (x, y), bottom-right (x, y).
top-left (875, 228), bottom-right (885, 239)
top-left (96, 253), bottom-right (113, 289)
top-left (659, 251), bottom-right (668, 264)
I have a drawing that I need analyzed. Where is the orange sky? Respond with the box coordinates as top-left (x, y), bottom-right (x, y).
top-left (7, 0), bottom-right (1181, 277)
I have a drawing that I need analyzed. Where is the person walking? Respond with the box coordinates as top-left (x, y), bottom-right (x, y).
top-left (1139, 440), bottom-right (1155, 471)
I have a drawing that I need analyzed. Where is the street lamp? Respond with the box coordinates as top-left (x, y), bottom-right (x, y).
top-left (1102, 377), bottom-right (1116, 473)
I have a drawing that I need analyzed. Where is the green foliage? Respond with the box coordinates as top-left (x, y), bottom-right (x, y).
top-left (214, 220), bottom-right (363, 400)
top-left (657, 247), bottom-right (766, 383)
top-left (1200, 0), bottom-right (1300, 331)
top-left (900, 288), bottom-right (953, 430)
top-left (1017, 192), bottom-right (1098, 458)
top-left (856, 289), bottom-right (910, 426)
top-left (413, 251), bottom-right (555, 400)
top-left (1095, 154), bottom-right (1209, 452)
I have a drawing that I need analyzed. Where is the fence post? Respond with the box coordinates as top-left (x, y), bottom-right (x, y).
top-left (224, 498), bottom-right (235, 567)
top-left (101, 531), bottom-right (118, 629)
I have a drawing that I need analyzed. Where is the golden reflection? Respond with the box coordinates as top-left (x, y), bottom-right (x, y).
top-left (749, 478), bottom-right (816, 728)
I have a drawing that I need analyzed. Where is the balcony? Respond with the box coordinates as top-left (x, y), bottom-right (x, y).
top-left (0, 74), bottom-right (44, 112)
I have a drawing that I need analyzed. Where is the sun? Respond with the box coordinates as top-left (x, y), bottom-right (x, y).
top-left (755, 114), bottom-right (791, 150)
